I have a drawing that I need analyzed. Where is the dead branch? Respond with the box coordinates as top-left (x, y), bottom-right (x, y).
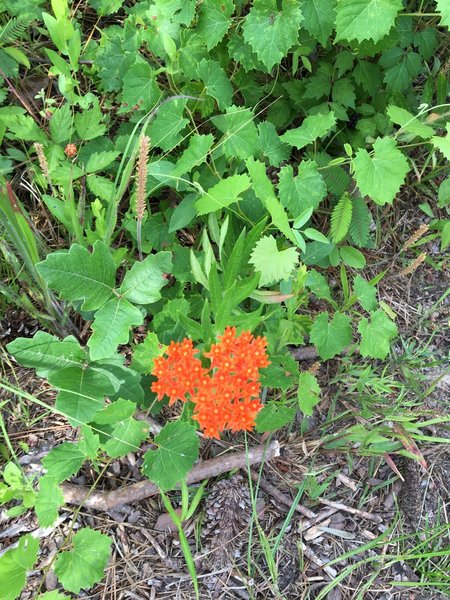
top-left (61, 441), bottom-right (280, 511)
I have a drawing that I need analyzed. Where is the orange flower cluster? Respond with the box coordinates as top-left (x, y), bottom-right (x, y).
top-left (151, 327), bottom-right (270, 438)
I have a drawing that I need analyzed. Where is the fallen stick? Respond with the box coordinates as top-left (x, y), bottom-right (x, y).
top-left (61, 441), bottom-right (280, 511)
top-left (318, 498), bottom-right (382, 523)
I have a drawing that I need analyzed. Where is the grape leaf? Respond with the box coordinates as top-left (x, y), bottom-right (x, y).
top-left (35, 476), bottom-right (64, 527)
top-left (431, 123), bottom-right (450, 160)
top-left (119, 60), bottom-right (161, 113)
top-left (37, 241), bottom-right (116, 311)
top-left (142, 421), bottom-right (199, 491)
top-left (120, 252), bottom-right (171, 305)
top-left (387, 106), bottom-right (435, 140)
top-left (256, 403), bottom-right (296, 432)
top-left (211, 105), bottom-right (259, 160)
top-left (95, 24), bottom-right (140, 92)
top-left (0, 535), bottom-right (39, 600)
top-left (249, 235), bottom-right (299, 286)
top-left (195, 174), bottom-right (251, 215)
top-left (358, 309), bottom-right (397, 358)
top-left (147, 98), bottom-right (189, 152)
top-left (437, 0), bottom-right (450, 29)
top-left (242, 0), bottom-right (303, 71)
top-left (49, 366), bottom-right (115, 425)
top-left (196, 0), bottom-right (234, 50)
top-left (297, 371), bottom-right (321, 416)
top-left (306, 269), bottom-right (333, 301)
top-left (88, 297), bottom-right (144, 361)
top-left (42, 443), bottom-right (86, 483)
top-left (93, 399), bottom-right (149, 458)
top-left (257, 121), bottom-right (291, 167)
top-left (353, 137), bottom-right (409, 205)
top-left (302, 0), bottom-right (336, 45)
top-left (281, 112), bottom-right (336, 149)
top-left (197, 58), bottom-right (233, 110)
top-left (173, 134), bottom-right (214, 176)
top-left (6, 332), bottom-right (87, 378)
top-left (354, 275), bottom-right (377, 311)
top-left (74, 101), bottom-right (107, 140)
top-left (309, 312), bottom-right (352, 359)
top-left (54, 528), bottom-right (112, 594)
top-left (278, 162), bottom-right (327, 217)
top-left (335, 0), bottom-right (402, 43)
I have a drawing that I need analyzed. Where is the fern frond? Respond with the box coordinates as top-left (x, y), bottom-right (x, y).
top-left (0, 17), bottom-right (33, 45)
top-left (330, 193), bottom-right (352, 243)
top-left (349, 197), bottom-right (371, 247)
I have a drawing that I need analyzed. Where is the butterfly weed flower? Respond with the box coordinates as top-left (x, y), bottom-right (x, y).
top-left (151, 328), bottom-right (270, 438)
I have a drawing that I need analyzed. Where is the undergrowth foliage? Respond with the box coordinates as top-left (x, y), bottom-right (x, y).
top-left (0, 0), bottom-right (449, 596)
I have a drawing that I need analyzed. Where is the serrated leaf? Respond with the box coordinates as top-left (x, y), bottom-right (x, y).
top-left (87, 175), bottom-right (116, 201)
top-left (437, 0), bottom-right (450, 29)
top-left (306, 269), bottom-right (332, 301)
top-left (256, 403), bottom-right (296, 432)
top-left (6, 332), bottom-right (86, 378)
top-left (42, 443), bottom-right (86, 483)
top-left (349, 197), bottom-right (371, 246)
top-left (120, 252), bottom-right (171, 305)
top-left (88, 297), bottom-right (144, 361)
top-left (353, 137), bottom-right (409, 205)
top-left (335, 0), bottom-right (402, 43)
top-left (242, 0), bottom-right (303, 71)
top-left (197, 0), bottom-right (234, 50)
top-left (50, 104), bottom-right (73, 144)
top-left (35, 476), bottom-right (64, 527)
top-left (142, 421), bottom-right (199, 491)
top-left (195, 174), bottom-right (250, 215)
top-left (353, 60), bottom-right (383, 96)
top-left (358, 309), bottom-right (397, 358)
top-left (387, 106), bottom-right (434, 140)
top-left (297, 371), bottom-right (321, 416)
top-left (354, 275), bottom-right (377, 311)
top-left (281, 112), bottom-right (336, 149)
top-left (147, 98), bottom-right (188, 152)
top-left (431, 123), bottom-right (450, 160)
top-left (249, 235), bottom-right (299, 286)
top-left (85, 151), bottom-right (120, 173)
top-left (173, 134), bottom-right (214, 176)
top-left (49, 366), bottom-right (115, 425)
top-left (309, 312), bottom-right (352, 360)
top-left (330, 194), bottom-right (352, 243)
top-left (54, 528), bottom-right (112, 594)
top-left (93, 399), bottom-right (148, 458)
top-left (302, 0), bottom-right (336, 45)
top-left (0, 535), bottom-right (39, 600)
top-left (257, 121), bottom-right (291, 167)
top-left (119, 60), bottom-right (161, 113)
top-left (197, 58), bottom-right (233, 110)
top-left (211, 105), bottom-right (259, 160)
top-left (37, 241), bottom-right (116, 310)
top-left (131, 332), bottom-right (163, 374)
top-left (74, 102), bottom-right (107, 140)
top-left (278, 162), bottom-right (327, 217)
top-left (332, 79), bottom-right (356, 108)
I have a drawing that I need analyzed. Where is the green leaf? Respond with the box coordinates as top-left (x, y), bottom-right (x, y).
top-left (306, 269), bottom-right (332, 301)
top-left (54, 527), bottom-right (112, 594)
top-left (387, 106), bottom-right (434, 140)
top-left (142, 421), bottom-right (200, 491)
top-left (281, 112), bottom-right (336, 149)
top-left (249, 235), bottom-right (299, 286)
top-left (42, 443), bottom-right (86, 483)
top-left (88, 297), bottom-right (144, 361)
top-left (302, 0), bottom-right (336, 45)
top-left (278, 162), bottom-right (327, 217)
top-left (120, 252), bottom-right (171, 304)
top-left (335, 0), bottom-right (402, 43)
top-left (50, 103), bottom-right (73, 143)
top-left (49, 366), bottom-right (115, 425)
top-left (35, 476), bottom-right (64, 527)
top-left (96, 24), bottom-right (139, 91)
top-left (297, 371), bottom-right (321, 416)
top-left (6, 332), bottom-right (87, 378)
top-left (119, 60), bottom-right (161, 113)
top-left (358, 309), bottom-right (397, 358)
top-left (195, 174), bottom-right (251, 215)
top-left (211, 105), bottom-right (259, 160)
top-left (173, 134), bottom-right (214, 176)
top-left (354, 275), bottom-right (377, 311)
top-left (85, 151), bottom-right (120, 174)
top-left (330, 194), bottom-right (352, 243)
top-left (196, 0), bottom-right (234, 50)
top-left (0, 535), bottom-right (39, 600)
top-left (431, 123), bottom-right (450, 160)
top-left (147, 98), bottom-right (189, 152)
top-left (197, 59), bottom-right (233, 110)
top-left (245, 157), bottom-right (297, 244)
top-left (437, 0), bottom-right (450, 29)
top-left (440, 221), bottom-right (450, 251)
top-left (37, 592), bottom-right (69, 600)
top-left (168, 194), bottom-right (197, 232)
top-left (87, 175), bottom-right (116, 201)
top-left (256, 403), bottom-right (296, 432)
top-left (353, 137), bottom-right (409, 205)
top-left (309, 312), bottom-right (352, 360)
top-left (2, 114), bottom-right (47, 142)
top-left (242, 0), bottom-right (303, 71)
top-left (74, 102), bottom-right (107, 140)
top-left (257, 121), bottom-right (291, 167)
top-left (37, 241), bottom-right (116, 311)
top-left (332, 79), bottom-right (356, 108)
top-left (340, 246), bottom-right (366, 268)
top-left (93, 399), bottom-right (148, 458)
top-left (349, 197), bottom-right (371, 247)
